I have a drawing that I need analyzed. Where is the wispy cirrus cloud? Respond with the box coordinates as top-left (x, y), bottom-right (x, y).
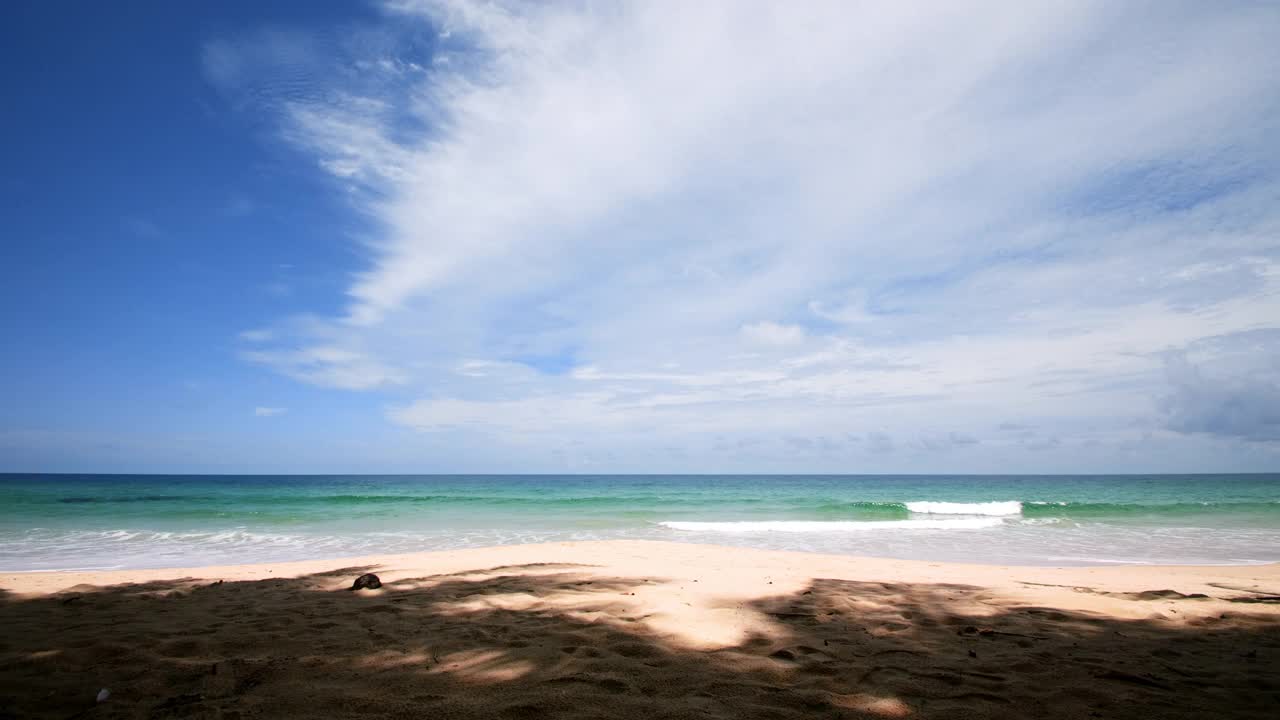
top-left (242, 345), bottom-right (405, 391)
top-left (212, 0), bottom-right (1280, 470)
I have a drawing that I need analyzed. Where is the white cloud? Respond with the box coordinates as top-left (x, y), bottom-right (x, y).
top-left (242, 346), bottom-right (405, 390)
top-left (220, 0), bottom-right (1280, 470)
top-left (740, 321), bottom-right (806, 347)
top-left (254, 407), bottom-right (288, 417)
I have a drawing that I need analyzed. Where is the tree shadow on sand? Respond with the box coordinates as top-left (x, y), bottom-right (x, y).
top-left (1, 564), bottom-right (1278, 719)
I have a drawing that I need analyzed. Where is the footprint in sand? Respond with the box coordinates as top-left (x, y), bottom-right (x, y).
top-left (610, 641), bottom-right (659, 658)
top-left (545, 674), bottom-right (632, 694)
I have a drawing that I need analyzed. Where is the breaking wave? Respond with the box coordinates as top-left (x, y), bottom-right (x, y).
top-left (903, 501), bottom-right (1023, 516)
top-left (659, 518), bottom-right (1006, 532)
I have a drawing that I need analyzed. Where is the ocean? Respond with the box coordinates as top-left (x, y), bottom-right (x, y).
top-left (2, 474), bottom-right (1278, 571)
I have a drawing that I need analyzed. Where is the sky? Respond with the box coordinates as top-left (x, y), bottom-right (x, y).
top-left (2, 0), bottom-right (1279, 474)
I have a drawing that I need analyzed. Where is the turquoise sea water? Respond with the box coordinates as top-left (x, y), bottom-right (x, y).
top-left (2, 474), bottom-right (1278, 570)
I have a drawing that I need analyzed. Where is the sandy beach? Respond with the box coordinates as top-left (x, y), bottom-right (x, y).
top-left (2, 540), bottom-right (1278, 718)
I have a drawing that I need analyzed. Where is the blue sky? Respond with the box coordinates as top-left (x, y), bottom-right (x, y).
top-left (2, 0), bottom-right (1279, 474)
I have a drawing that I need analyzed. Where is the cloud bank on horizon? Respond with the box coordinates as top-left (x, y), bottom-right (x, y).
top-left (213, 0), bottom-right (1280, 471)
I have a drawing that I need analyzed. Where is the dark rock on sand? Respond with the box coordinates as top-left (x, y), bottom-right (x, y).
top-left (351, 573), bottom-right (382, 591)
top-left (1133, 589), bottom-right (1209, 601)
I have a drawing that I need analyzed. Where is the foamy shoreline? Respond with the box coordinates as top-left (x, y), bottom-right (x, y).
top-left (3, 534), bottom-right (1278, 576)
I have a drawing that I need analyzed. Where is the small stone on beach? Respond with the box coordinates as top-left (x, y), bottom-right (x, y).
top-left (351, 573), bottom-right (382, 590)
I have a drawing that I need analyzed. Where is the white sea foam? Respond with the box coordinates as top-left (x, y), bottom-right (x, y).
top-left (8, 565), bottom-right (126, 573)
top-left (659, 518), bottom-right (1005, 532)
top-left (904, 501), bottom-right (1023, 516)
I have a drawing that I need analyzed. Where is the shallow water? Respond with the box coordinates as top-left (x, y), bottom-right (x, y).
top-left (2, 474), bottom-right (1278, 570)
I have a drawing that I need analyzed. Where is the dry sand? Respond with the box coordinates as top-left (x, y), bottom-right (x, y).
top-left (1, 540), bottom-right (1278, 718)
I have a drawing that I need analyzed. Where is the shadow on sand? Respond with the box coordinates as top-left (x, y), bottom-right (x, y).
top-left (1, 563), bottom-right (1277, 719)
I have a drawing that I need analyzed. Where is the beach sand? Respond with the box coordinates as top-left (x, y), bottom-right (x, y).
top-left (2, 540), bottom-right (1277, 718)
